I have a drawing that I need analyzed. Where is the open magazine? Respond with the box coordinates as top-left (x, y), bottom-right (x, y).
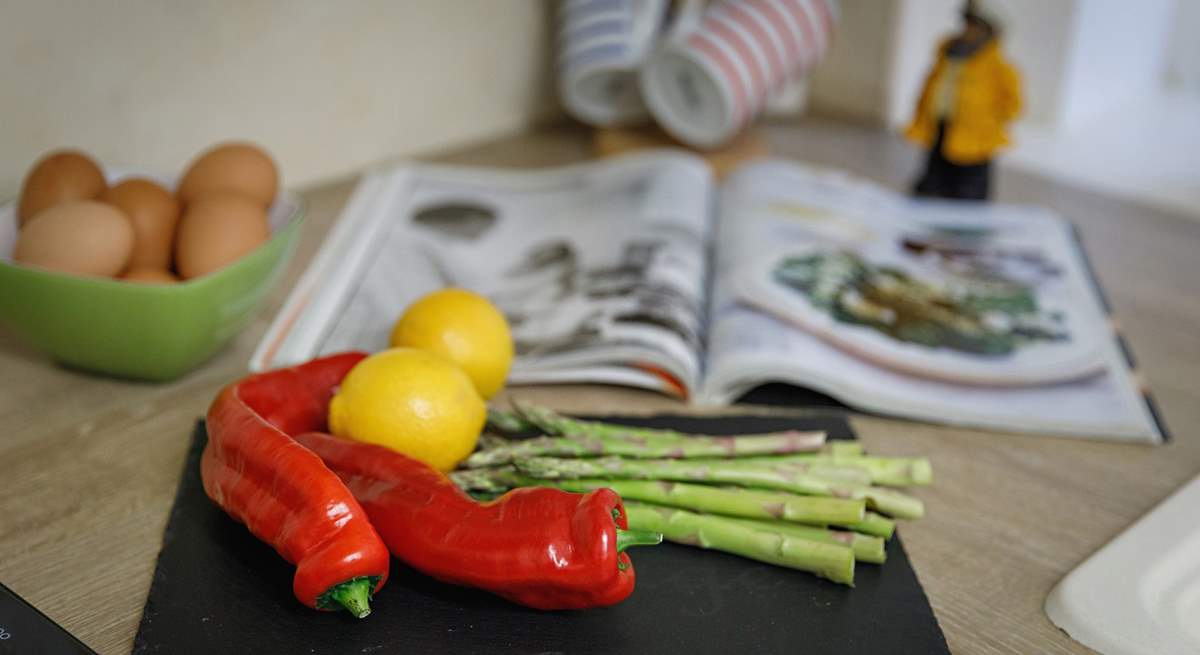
top-left (253, 152), bottom-right (1167, 443)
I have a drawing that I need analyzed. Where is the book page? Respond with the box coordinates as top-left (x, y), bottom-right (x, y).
top-left (701, 161), bottom-right (1161, 441)
top-left (288, 152), bottom-right (715, 396)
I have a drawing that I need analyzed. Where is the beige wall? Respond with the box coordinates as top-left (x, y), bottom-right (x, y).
top-left (1, 1), bottom-right (557, 195)
top-left (808, 0), bottom-right (902, 123)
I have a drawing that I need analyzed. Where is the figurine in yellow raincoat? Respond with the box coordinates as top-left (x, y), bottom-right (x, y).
top-left (906, 0), bottom-right (1022, 200)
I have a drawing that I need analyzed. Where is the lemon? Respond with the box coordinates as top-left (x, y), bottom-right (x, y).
top-left (389, 288), bottom-right (514, 399)
top-left (328, 347), bottom-right (485, 472)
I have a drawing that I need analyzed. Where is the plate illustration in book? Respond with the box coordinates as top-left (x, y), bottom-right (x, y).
top-left (734, 245), bottom-right (1107, 386)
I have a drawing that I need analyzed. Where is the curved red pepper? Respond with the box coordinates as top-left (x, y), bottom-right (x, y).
top-left (201, 352), bottom-right (390, 617)
top-left (295, 431), bottom-right (653, 610)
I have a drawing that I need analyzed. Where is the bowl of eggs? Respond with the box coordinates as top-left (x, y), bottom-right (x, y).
top-left (0, 142), bottom-right (305, 381)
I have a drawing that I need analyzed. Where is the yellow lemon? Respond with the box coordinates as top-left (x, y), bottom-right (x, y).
top-left (389, 288), bottom-right (513, 399)
top-left (328, 347), bottom-right (485, 472)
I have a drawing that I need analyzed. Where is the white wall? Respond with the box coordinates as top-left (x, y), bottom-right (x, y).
top-left (880, 0), bottom-right (1176, 132)
top-left (810, 0), bottom-right (1079, 128)
top-left (806, 0), bottom-right (1199, 217)
top-left (1058, 0), bottom-right (1174, 129)
top-left (0, 1), bottom-right (556, 195)
top-left (884, 0), bottom-right (958, 128)
top-left (1165, 0), bottom-right (1200, 94)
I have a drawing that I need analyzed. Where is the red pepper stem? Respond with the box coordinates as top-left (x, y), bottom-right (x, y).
top-left (617, 528), bottom-right (662, 553)
top-left (325, 577), bottom-right (374, 619)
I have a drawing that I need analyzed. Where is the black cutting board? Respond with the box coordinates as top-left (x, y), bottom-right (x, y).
top-left (133, 415), bottom-right (947, 654)
top-left (0, 582), bottom-right (96, 654)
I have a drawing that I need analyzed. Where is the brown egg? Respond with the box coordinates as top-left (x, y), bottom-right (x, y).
top-left (122, 268), bottom-right (179, 284)
top-left (101, 178), bottom-right (181, 271)
top-left (174, 193), bottom-right (270, 279)
top-left (14, 201), bottom-right (134, 277)
top-left (18, 150), bottom-right (108, 227)
top-left (178, 142), bottom-right (278, 208)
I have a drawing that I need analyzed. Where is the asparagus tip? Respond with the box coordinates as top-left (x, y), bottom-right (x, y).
top-left (912, 459), bottom-right (934, 485)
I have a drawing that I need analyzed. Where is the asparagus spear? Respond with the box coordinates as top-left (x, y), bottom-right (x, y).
top-left (726, 453), bottom-right (933, 487)
top-left (551, 478), bottom-right (866, 525)
top-left (715, 516), bottom-right (887, 564)
top-left (834, 511), bottom-right (896, 539)
top-left (557, 478), bottom-right (896, 538)
top-left (485, 408), bottom-right (539, 434)
top-left (516, 455), bottom-right (833, 494)
top-left (838, 479), bottom-right (927, 515)
top-left (623, 502), bottom-right (855, 585)
top-left (469, 433), bottom-right (872, 484)
top-left (827, 442), bottom-right (865, 457)
top-left (491, 405), bottom-right (882, 466)
top-left (463, 428), bottom-right (829, 468)
top-left (449, 466), bottom-right (525, 495)
top-left (494, 405), bottom-right (827, 454)
top-left (449, 467), bottom-right (895, 538)
top-left (464, 435), bottom-right (609, 468)
top-left (784, 465), bottom-right (873, 486)
top-left (450, 468), bottom-right (863, 524)
top-left (475, 432), bottom-right (513, 451)
top-left (456, 483), bottom-right (885, 561)
top-left (514, 456), bottom-right (926, 519)
top-left (825, 456), bottom-right (931, 487)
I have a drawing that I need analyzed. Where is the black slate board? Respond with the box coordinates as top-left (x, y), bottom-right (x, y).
top-left (133, 415), bottom-right (947, 655)
top-left (0, 582), bottom-right (97, 654)
top-left (736, 383), bottom-right (850, 409)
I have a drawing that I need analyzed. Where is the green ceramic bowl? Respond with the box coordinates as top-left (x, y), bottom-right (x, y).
top-left (0, 173), bottom-right (305, 381)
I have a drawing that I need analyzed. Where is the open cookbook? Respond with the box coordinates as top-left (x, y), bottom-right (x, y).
top-left (253, 151), bottom-right (1167, 443)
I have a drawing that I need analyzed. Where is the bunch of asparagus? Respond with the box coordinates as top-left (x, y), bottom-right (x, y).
top-left (452, 403), bottom-right (932, 587)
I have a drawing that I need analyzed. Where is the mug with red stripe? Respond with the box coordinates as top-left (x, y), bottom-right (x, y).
top-left (641, 0), bottom-right (838, 148)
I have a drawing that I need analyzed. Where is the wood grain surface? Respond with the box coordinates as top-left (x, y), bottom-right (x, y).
top-left (1, 118), bottom-right (1196, 654)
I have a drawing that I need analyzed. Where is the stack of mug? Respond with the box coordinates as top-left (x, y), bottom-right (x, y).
top-left (558, 0), bottom-right (838, 148)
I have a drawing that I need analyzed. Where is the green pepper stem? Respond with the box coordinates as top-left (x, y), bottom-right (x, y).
top-left (617, 527), bottom-right (662, 553)
top-left (327, 577), bottom-right (373, 619)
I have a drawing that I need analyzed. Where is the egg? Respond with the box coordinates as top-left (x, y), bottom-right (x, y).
top-left (174, 193), bottom-right (270, 279)
top-left (178, 142), bottom-right (278, 208)
top-left (14, 201), bottom-right (134, 277)
top-left (101, 178), bottom-right (181, 271)
top-left (18, 150), bottom-right (108, 227)
top-left (122, 268), bottom-right (179, 284)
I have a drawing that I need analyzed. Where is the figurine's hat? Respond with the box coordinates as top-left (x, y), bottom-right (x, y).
top-left (964, 0), bottom-right (1007, 34)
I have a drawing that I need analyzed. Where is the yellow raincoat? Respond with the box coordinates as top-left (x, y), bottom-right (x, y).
top-left (904, 39), bottom-right (1022, 165)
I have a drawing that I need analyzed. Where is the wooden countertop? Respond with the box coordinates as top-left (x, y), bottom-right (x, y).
top-left (2, 119), bottom-right (1197, 654)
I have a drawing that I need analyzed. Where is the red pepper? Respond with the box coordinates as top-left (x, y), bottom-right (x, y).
top-left (294, 430), bottom-right (662, 610)
top-left (201, 352), bottom-right (390, 618)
